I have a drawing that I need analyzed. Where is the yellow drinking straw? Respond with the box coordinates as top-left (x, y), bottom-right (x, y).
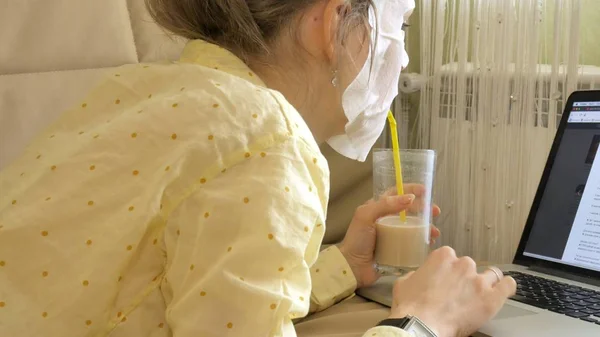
top-left (387, 111), bottom-right (407, 223)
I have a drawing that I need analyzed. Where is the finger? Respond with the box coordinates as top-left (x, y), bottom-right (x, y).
top-left (481, 267), bottom-right (503, 286)
top-left (487, 276), bottom-right (518, 311)
top-left (432, 205), bottom-right (441, 217)
top-left (431, 246), bottom-right (457, 262)
top-left (403, 184), bottom-right (426, 197)
top-left (355, 194), bottom-right (415, 223)
top-left (493, 276), bottom-right (517, 298)
top-left (407, 196), bottom-right (424, 214)
top-left (455, 256), bottom-right (478, 274)
top-left (406, 194), bottom-right (435, 214)
top-left (429, 225), bottom-right (440, 245)
top-left (380, 185), bottom-right (439, 216)
top-left (369, 186), bottom-right (412, 204)
top-left (430, 225), bottom-right (441, 239)
top-left (422, 246), bottom-right (457, 274)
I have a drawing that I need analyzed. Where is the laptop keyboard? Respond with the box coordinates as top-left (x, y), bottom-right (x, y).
top-left (506, 271), bottom-right (600, 325)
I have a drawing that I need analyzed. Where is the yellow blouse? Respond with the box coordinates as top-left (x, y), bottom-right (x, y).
top-left (0, 40), bottom-right (407, 337)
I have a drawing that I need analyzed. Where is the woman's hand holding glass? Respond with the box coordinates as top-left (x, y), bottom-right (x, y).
top-left (339, 184), bottom-right (441, 288)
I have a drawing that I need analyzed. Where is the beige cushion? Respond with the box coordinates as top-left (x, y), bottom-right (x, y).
top-left (0, 1), bottom-right (138, 74)
top-left (0, 0), bottom-right (373, 244)
top-left (127, 0), bottom-right (186, 62)
top-left (321, 146), bottom-right (374, 243)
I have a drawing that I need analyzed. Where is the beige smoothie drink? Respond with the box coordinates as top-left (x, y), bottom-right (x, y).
top-left (375, 215), bottom-right (430, 270)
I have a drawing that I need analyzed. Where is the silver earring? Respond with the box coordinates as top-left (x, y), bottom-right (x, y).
top-left (331, 70), bottom-right (339, 87)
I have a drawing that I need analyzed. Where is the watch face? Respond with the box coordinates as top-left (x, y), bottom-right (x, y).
top-left (405, 320), bottom-right (437, 337)
top-left (406, 325), bottom-right (434, 337)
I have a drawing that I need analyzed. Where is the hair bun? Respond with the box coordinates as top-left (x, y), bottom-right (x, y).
top-left (146, 0), bottom-right (267, 60)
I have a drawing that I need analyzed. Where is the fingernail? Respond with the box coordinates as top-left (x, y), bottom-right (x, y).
top-left (403, 194), bottom-right (416, 203)
top-left (388, 194), bottom-right (415, 205)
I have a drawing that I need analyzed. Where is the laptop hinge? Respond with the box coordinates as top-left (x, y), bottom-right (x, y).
top-left (527, 265), bottom-right (600, 287)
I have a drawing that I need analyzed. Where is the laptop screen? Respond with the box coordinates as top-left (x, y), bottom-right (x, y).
top-left (523, 100), bottom-right (600, 272)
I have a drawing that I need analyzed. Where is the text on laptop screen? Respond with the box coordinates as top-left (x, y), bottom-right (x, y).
top-left (524, 101), bottom-right (600, 272)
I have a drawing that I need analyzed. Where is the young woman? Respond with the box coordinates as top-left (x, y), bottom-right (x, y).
top-left (0, 1), bottom-right (515, 336)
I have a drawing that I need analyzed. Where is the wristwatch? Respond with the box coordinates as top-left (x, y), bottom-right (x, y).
top-left (377, 316), bottom-right (438, 337)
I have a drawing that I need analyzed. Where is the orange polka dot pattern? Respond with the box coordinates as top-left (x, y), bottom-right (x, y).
top-left (0, 40), bottom-right (342, 337)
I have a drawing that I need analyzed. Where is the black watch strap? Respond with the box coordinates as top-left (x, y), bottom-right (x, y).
top-left (377, 317), bottom-right (411, 329)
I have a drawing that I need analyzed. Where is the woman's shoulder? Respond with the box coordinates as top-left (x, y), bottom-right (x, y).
top-left (0, 62), bottom-right (323, 185)
top-left (110, 62), bottom-right (317, 152)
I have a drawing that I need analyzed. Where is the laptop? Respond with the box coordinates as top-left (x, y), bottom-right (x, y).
top-left (357, 90), bottom-right (600, 336)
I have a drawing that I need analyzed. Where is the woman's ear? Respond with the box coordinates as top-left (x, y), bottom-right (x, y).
top-left (322, 0), bottom-right (349, 67)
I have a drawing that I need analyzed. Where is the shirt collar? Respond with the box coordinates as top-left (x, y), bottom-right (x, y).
top-left (179, 40), bottom-right (266, 87)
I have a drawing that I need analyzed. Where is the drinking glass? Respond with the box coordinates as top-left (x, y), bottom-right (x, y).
top-left (372, 149), bottom-right (436, 275)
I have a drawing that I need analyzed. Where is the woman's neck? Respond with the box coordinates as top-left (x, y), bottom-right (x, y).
top-left (251, 58), bottom-right (344, 144)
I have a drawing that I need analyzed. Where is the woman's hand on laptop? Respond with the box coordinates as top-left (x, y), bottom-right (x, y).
top-left (389, 247), bottom-right (517, 337)
top-left (339, 184), bottom-right (441, 289)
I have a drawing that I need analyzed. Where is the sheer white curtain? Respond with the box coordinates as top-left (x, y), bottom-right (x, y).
top-left (412, 0), bottom-right (600, 263)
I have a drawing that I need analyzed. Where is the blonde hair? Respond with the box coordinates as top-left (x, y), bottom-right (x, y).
top-left (145, 0), bottom-right (375, 63)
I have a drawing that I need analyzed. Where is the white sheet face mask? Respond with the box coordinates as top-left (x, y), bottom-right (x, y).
top-left (327, 0), bottom-right (415, 162)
